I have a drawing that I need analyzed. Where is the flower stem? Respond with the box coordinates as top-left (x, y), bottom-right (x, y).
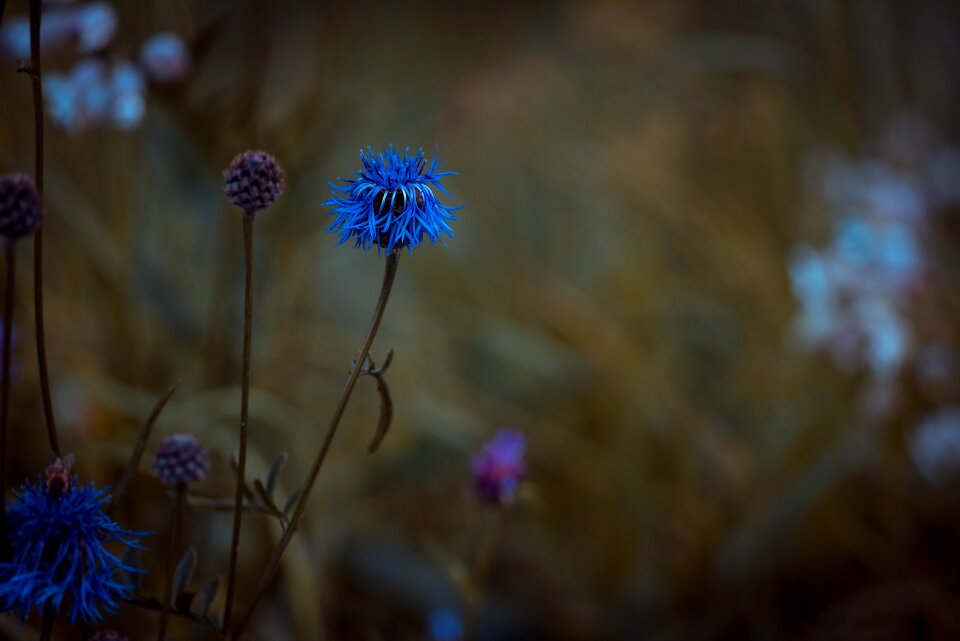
top-left (0, 243), bottom-right (14, 518)
top-left (222, 213), bottom-right (255, 634)
top-left (157, 485), bottom-right (185, 641)
top-left (27, 0), bottom-right (59, 457)
top-left (463, 509), bottom-right (500, 641)
top-left (232, 248), bottom-right (402, 639)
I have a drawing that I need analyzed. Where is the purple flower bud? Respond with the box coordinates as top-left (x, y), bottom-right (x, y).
top-left (74, 2), bottom-right (117, 53)
top-left (0, 174), bottom-right (43, 240)
top-left (153, 434), bottom-right (209, 487)
top-left (88, 632), bottom-right (129, 641)
top-left (140, 32), bottom-right (191, 83)
top-left (471, 429), bottom-right (526, 506)
top-left (223, 151), bottom-right (286, 214)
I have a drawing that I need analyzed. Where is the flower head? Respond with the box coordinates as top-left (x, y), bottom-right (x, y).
top-left (153, 434), bottom-right (209, 487)
top-left (0, 173), bottom-right (43, 241)
top-left (322, 146), bottom-right (458, 253)
top-left (0, 469), bottom-right (146, 623)
top-left (224, 150), bottom-right (286, 214)
top-left (471, 429), bottom-right (526, 506)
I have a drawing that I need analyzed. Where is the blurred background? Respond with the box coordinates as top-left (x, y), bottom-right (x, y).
top-left (2, 0), bottom-right (960, 639)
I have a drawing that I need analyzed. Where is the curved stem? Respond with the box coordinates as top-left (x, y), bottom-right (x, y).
top-left (222, 213), bottom-right (255, 634)
top-left (0, 243), bottom-right (14, 517)
top-left (157, 485), bottom-right (185, 641)
top-left (27, 0), bottom-right (59, 456)
top-left (232, 248), bottom-right (402, 639)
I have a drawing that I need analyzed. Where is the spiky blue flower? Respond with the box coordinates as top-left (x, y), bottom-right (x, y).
top-left (322, 146), bottom-right (459, 253)
top-left (0, 478), bottom-right (146, 623)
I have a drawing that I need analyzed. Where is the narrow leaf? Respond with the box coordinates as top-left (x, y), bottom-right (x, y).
top-left (367, 373), bottom-right (394, 453)
top-left (172, 547), bottom-right (197, 598)
top-left (283, 490), bottom-right (301, 515)
top-left (108, 381), bottom-right (180, 514)
top-left (266, 452), bottom-right (288, 496)
top-left (193, 576), bottom-right (220, 618)
top-left (253, 479), bottom-right (283, 517)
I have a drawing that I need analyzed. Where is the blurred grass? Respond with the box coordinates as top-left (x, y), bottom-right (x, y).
top-left (2, 0), bottom-right (960, 639)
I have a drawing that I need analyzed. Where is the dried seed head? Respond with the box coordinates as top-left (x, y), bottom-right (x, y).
top-left (0, 173), bottom-right (42, 241)
top-left (153, 434), bottom-right (209, 487)
top-left (223, 150), bottom-right (285, 214)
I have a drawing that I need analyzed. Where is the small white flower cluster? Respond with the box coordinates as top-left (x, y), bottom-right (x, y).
top-left (789, 117), bottom-right (959, 381)
top-left (788, 116), bottom-right (960, 483)
top-left (0, 2), bottom-right (191, 133)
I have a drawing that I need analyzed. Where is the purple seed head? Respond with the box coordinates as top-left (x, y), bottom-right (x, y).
top-left (153, 434), bottom-right (209, 487)
top-left (0, 174), bottom-right (42, 241)
top-left (223, 150), bottom-right (286, 214)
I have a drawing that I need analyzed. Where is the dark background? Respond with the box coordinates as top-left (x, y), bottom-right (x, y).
top-left (2, 1), bottom-right (960, 639)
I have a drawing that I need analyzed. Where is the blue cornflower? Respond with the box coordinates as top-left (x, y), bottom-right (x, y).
top-left (0, 473), bottom-right (146, 623)
top-left (322, 146), bottom-right (459, 253)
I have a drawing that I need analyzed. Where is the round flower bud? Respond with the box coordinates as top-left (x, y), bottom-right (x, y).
top-left (153, 434), bottom-right (209, 487)
top-left (471, 428), bottom-right (526, 507)
top-left (0, 173), bottom-right (42, 240)
top-left (223, 150), bottom-right (285, 214)
top-left (89, 631), bottom-right (129, 641)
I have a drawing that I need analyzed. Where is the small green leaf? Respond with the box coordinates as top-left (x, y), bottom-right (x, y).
top-left (283, 490), bottom-right (300, 515)
top-left (266, 453), bottom-right (288, 496)
top-left (253, 479), bottom-right (283, 518)
top-left (172, 547), bottom-right (197, 599)
top-left (193, 576), bottom-right (220, 618)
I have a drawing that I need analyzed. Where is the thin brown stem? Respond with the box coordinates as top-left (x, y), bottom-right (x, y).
top-left (463, 509), bottom-right (500, 641)
top-left (222, 213), bottom-right (255, 634)
top-left (157, 485), bottom-right (185, 641)
top-left (27, 0), bottom-right (59, 456)
top-left (232, 248), bottom-right (402, 639)
top-left (0, 243), bottom-right (14, 518)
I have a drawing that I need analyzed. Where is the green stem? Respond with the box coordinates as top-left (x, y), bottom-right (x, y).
top-left (222, 213), bottom-right (255, 634)
top-left (232, 248), bottom-right (402, 639)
